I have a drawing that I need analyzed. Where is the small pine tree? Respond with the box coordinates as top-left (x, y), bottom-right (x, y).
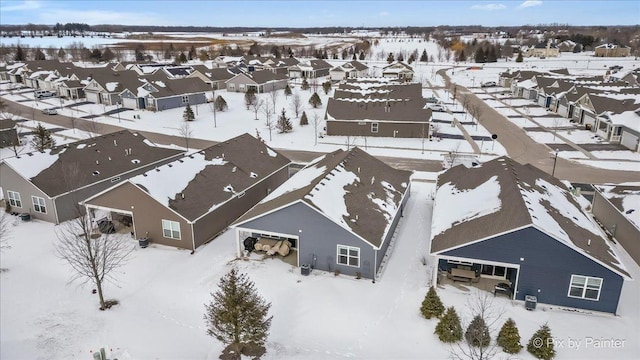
top-left (299, 111), bottom-right (308, 126)
top-left (30, 123), bottom-right (56, 152)
top-left (420, 49), bottom-right (428, 62)
top-left (276, 108), bottom-right (293, 133)
top-left (475, 47), bottom-right (486, 63)
top-left (35, 49), bottom-right (46, 60)
top-left (497, 318), bottom-right (523, 354)
top-left (435, 307), bottom-right (463, 343)
top-left (527, 323), bottom-right (556, 360)
top-left (420, 286), bottom-right (445, 319)
top-left (301, 78), bottom-right (310, 91)
top-left (244, 88), bottom-right (256, 110)
top-left (57, 47), bottom-right (66, 60)
top-left (204, 268), bottom-right (272, 356)
top-left (309, 92), bottom-right (322, 108)
top-left (359, 51), bottom-right (365, 60)
top-left (465, 315), bottom-right (491, 348)
top-left (387, 52), bottom-right (395, 63)
top-left (457, 49), bottom-right (466, 62)
top-left (14, 45), bottom-right (25, 61)
top-left (183, 103), bottom-right (195, 121)
top-left (322, 81), bottom-right (331, 95)
top-left (215, 95), bottom-right (228, 112)
top-left (178, 52), bottom-right (187, 63)
top-left (284, 84), bottom-right (292, 97)
top-left (255, 129), bottom-right (265, 143)
top-left (516, 50), bottom-right (524, 63)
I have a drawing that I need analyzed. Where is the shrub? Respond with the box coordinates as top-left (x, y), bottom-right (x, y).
top-left (527, 323), bottom-right (556, 360)
top-left (497, 318), bottom-right (523, 354)
top-left (420, 286), bottom-right (444, 319)
top-left (435, 307), bottom-right (462, 343)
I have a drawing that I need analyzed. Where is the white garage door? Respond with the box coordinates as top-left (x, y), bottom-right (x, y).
top-left (85, 91), bottom-right (100, 103)
top-left (122, 97), bottom-right (137, 109)
top-left (621, 132), bottom-right (640, 152)
top-left (583, 113), bottom-right (596, 128)
top-left (557, 104), bottom-right (568, 118)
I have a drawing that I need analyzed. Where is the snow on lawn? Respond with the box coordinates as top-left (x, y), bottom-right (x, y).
top-left (2, 181), bottom-right (639, 359)
top-left (576, 159), bottom-right (640, 171)
top-left (591, 151), bottom-right (640, 161)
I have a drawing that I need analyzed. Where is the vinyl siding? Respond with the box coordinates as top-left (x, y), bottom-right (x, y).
top-left (155, 93), bottom-right (206, 111)
top-left (0, 163), bottom-right (56, 222)
top-left (591, 191), bottom-right (640, 266)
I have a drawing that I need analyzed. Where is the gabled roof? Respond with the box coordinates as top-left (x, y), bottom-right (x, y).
top-left (128, 133), bottom-right (290, 221)
top-left (144, 77), bottom-right (212, 98)
top-left (430, 156), bottom-right (629, 277)
top-left (332, 61), bottom-right (369, 73)
top-left (2, 131), bottom-right (183, 198)
top-left (382, 61), bottom-right (414, 73)
top-left (595, 185), bottom-right (640, 230)
top-left (235, 147), bottom-right (412, 248)
top-left (191, 66), bottom-right (235, 81)
top-left (292, 58), bottom-right (332, 71)
top-left (227, 70), bottom-right (288, 85)
top-left (0, 119), bottom-right (17, 131)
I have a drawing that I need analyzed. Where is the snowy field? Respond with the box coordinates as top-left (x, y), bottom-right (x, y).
top-left (1, 182), bottom-right (639, 360)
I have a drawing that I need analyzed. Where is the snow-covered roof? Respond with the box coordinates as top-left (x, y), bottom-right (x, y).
top-left (105, 82), bottom-right (119, 92)
top-left (596, 185), bottom-right (640, 230)
top-left (431, 156), bottom-right (629, 277)
top-left (236, 148), bottom-right (412, 248)
top-left (2, 149), bottom-right (63, 180)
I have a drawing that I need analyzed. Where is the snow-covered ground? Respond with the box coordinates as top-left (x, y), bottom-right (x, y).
top-left (1, 182), bottom-right (639, 360)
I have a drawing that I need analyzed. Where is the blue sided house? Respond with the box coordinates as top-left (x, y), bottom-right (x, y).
top-left (233, 147), bottom-right (412, 281)
top-left (430, 156), bottom-right (630, 314)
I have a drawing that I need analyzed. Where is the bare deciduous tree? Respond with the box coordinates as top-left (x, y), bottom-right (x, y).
top-left (290, 92), bottom-right (303, 118)
top-left (81, 116), bottom-right (104, 137)
top-left (311, 111), bottom-right (322, 146)
top-left (450, 291), bottom-right (504, 360)
top-left (55, 209), bottom-right (133, 310)
top-left (179, 121), bottom-right (193, 150)
top-left (261, 102), bottom-right (275, 141)
top-left (467, 102), bottom-right (483, 130)
top-left (251, 98), bottom-right (264, 120)
top-left (268, 90), bottom-right (279, 109)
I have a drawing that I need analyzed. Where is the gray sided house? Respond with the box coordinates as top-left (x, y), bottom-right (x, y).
top-left (329, 61), bottom-right (369, 81)
top-left (0, 119), bottom-right (19, 148)
top-left (233, 147), bottom-right (412, 280)
top-left (430, 157), bottom-right (630, 314)
top-left (591, 185), bottom-right (640, 266)
top-left (288, 59), bottom-right (332, 79)
top-left (382, 62), bottom-right (414, 81)
top-left (83, 69), bottom-right (143, 106)
top-left (121, 76), bottom-right (213, 111)
top-left (189, 66), bottom-right (235, 89)
top-left (0, 131), bottom-right (183, 224)
top-left (326, 80), bottom-right (431, 138)
top-left (83, 134), bottom-right (291, 251)
top-left (225, 70), bottom-right (289, 93)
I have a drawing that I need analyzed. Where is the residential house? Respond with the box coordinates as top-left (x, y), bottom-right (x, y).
top-left (326, 80), bottom-right (432, 138)
top-left (595, 44), bottom-right (631, 57)
top-left (83, 69), bottom-right (144, 105)
top-left (382, 62), bottom-right (414, 81)
top-left (591, 185), bottom-right (640, 266)
top-left (0, 119), bottom-right (19, 148)
top-left (288, 59), bottom-right (332, 79)
top-left (83, 134), bottom-right (291, 250)
top-left (430, 156), bottom-right (630, 314)
top-left (500, 70), bottom-right (540, 89)
top-left (0, 131), bottom-right (183, 224)
top-left (124, 76), bottom-right (213, 111)
top-left (262, 57), bottom-right (299, 75)
top-left (189, 66), bottom-right (235, 89)
top-left (329, 61), bottom-right (369, 81)
top-left (535, 79), bottom-right (574, 110)
top-left (572, 92), bottom-right (640, 146)
top-left (225, 70), bottom-right (289, 93)
top-left (557, 40), bottom-right (577, 52)
top-left (233, 147), bottom-right (412, 280)
top-left (525, 41), bottom-right (559, 58)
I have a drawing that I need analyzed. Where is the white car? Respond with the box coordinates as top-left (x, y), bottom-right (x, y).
top-left (34, 90), bottom-right (56, 99)
top-left (41, 108), bottom-right (58, 115)
top-left (427, 103), bottom-right (445, 112)
top-left (481, 81), bottom-right (497, 88)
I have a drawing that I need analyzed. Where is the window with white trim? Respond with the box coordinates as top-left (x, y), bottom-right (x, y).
top-left (337, 245), bottom-right (360, 267)
top-left (181, 95), bottom-right (189, 104)
top-left (32, 196), bottom-right (46, 214)
top-left (371, 122), bottom-right (379, 133)
top-left (568, 275), bottom-right (602, 301)
top-left (7, 191), bottom-right (22, 208)
top-left (162, 219), bottom-right (181, 240)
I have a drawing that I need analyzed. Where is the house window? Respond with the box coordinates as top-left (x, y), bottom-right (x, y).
top-left (371, 123), bottom-right (379, 133)
top-left (182, 95), bottom-right (189, 104)
top-left (568, 275), bottom-right (602, 301)
top-left (162, 219), bottom-right (181, 240)
top-left (7, 191), bottom-right (22, 208)
top-left (32, 196), bottom-right (46, 214)
top-left (337, 245), bottom-right (360, 267)
top-left (447, 259), bottom-right (473, 266)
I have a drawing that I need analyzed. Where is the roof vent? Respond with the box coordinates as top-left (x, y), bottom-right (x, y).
top-left (587, 239), bottom-right (591, 246)
top-left (96, 160), bottom-right (99, 165)
top-left (181, 193), bottom-right (185, 199)
top-left (113, 140), bottom-right (117, 146)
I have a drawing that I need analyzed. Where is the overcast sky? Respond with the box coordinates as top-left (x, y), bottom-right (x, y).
top-left (1, 0), bottom-right (639, 27)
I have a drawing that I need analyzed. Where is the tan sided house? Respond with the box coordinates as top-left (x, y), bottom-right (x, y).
top-left (82, 134), bottom-right (291, 251)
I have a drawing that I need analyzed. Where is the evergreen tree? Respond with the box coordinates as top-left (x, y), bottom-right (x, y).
top-left (465, 315), bottom-right (491, 347)
top-left (497, 318), bottom-right (523, 354)
top-left (420, 49), bottom-right (428, 62)
top-left (178, 52), bottom-right (187, 64)
top-left (301, 78), bottom-right (309, 91)
top-left (57, 47), bottom-right (66, 60)
top-left (456, 49), bottom-right (466, 62)
top-left (188, 45), bottom-right (196, 60)
top-left (34, 48), bottom-right (46, 60)
top-left (284, 84), bottom-right (292, 97)
top-left (516, 50), bottom-right (524, 63)
top-left (359, 51), bottom-right (365, 60)
top-left (420, 286), bottom-right (445, 319)
top-left (527, 324), bottom-right (556, 360)
top-left (90, 49), bottom-right (102, 62)
top-left (276, 108), bottom-right (293, 133)
top-left (164, 48), bottom-right (172, 60)
top-left (244, 88), bottom-right (256, 110)
top-left (14, 44), bottom-right (25, 61)
top-left (397, 52), bottom-right (404, 62)
top-left (487, 46), bottom-right (498, 63)
top-left (322, 81), bottom-right (332, 95)
top-left (408, 53), bottom-right (416, 64)
top-left (352, 53), bottom-right (357, 60)
top-left (435, 307), bottom-right (463, 343)
top-left (102, 47), bottom-right (115, 61)
top-left (308, 92), bottom-right (322, 108)
top-left (387, 52), bottom-right (395, 63)
top-left (299, 111), bottom-right (308, 126)
top-left (215, 95), bottom-right (228, 112)
top-left (204, 268), bottom-right (272, 356)
top-left (183, 103), bottom-right (195, 121)
top-left (30, 123), bottom-right (56, 151)
top-left (475, 47), bottom-right (486, 63)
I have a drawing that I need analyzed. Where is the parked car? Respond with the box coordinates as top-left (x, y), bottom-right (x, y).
top-left (481, 81), bottom-right (497, 88)
top-left (427, 103), bottom-right (445, 112)
top-left (34, 90), bottom-right (56, 99)
top-left (41, 108), bottom-right (58, 115)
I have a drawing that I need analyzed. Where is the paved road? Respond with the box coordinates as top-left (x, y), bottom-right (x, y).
top-left (438, 69), bottom-right (640, 184)
top-left (3, 99), bottom-right (443, 172)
